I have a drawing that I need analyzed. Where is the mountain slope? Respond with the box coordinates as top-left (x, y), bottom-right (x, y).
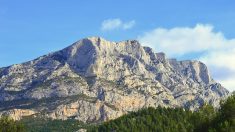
top-left (0, 37), bottom-right (229, 122)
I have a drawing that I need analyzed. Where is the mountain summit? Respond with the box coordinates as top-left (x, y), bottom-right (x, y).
top-left (0, 37), bottom-right (229, 122)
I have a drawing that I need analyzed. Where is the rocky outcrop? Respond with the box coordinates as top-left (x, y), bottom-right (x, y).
top-left (0, 109), bottom-right (36, 120)
top-left (0, 37), bottom-right (229, 122)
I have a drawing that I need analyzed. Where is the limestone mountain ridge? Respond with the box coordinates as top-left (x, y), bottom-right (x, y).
top-left (0, 37), bottom-right (229, 122)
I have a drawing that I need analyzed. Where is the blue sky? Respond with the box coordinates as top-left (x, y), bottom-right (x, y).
top-left (0, 0), bottom-right (235, 91)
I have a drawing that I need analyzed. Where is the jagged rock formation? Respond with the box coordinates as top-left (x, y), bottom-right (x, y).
top-left (0, 37), bottom-right (229, 122)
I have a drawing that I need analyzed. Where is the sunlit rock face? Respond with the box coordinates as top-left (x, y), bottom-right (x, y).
top-left (0, 37), bottom-right (229, 122)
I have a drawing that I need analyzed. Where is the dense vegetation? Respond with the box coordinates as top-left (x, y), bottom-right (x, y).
top-left (19, 118), bottom-right (89, 132)
top-left (0, 116), bottom-right (25, 132)
top-left (0, 94), bottom-right (234, 132)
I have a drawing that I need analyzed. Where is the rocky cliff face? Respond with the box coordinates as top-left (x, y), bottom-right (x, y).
top-left (0, 37), bottom-right (229, 122)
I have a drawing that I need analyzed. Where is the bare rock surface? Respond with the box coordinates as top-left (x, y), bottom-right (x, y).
top-left (0, 37), bottom-right (229, 122)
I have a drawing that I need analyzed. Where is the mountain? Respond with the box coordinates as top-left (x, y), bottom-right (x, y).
top-left (0, 37), bottom-right (229, 122)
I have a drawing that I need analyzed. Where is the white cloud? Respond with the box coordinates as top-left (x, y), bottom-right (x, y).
top-left (138, 24), bottom-right (235, 92)
top-left (138, 24), bottom-right (234, 56)
top-left (101, 18), bottom-right (135, 31)
top-left (123, 20), bottom-right (136, 30)
top-left (200, 49), bottom-right (235, 71)
top-left (101, 19), bottom-right (122, 31)
top-left (219, 77), bottom-right (235, 91)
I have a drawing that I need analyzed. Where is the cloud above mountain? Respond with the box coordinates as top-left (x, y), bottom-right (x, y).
top-left (101, 18), bottom-right (135, 31)
top-left (138, 24), bottom-right (235, 92)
